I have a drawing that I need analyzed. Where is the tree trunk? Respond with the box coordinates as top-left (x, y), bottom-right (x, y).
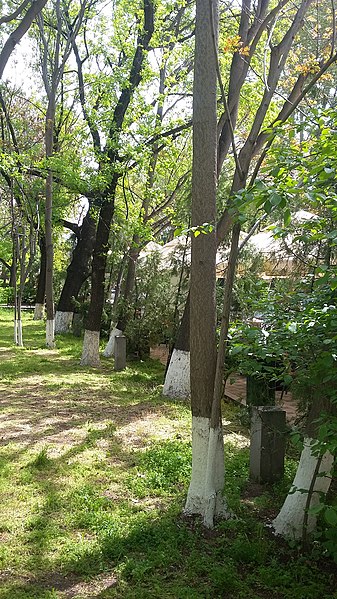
top-left (12, 228), bottom-right (18, 345)
top-left (34, 233), bottom-right (46, 320)
top-left (81, 184), bottom-right (117, 366)
top-left (0, 0), bottom-right (48, 80)
top-left (116, 241), bottom-right (139, 331)
top-left (103, 252), bottom-right (128, 357)
top-left (272, 398), bottom-right (335, 540)
top-left (45, 99), bottom-right (55, 348)
top-left (80, 0), bottom-right (154, 366)
top-left (183, 0), bottom-right (229, 528)
top-left (55, 210), bottom-right (96, 333)
top-left (8, 261), bottom-right (15, 288)
top-left (272, 438), bottom-right (333, 540)
top-left (103, 326), bottom-right (123, 358)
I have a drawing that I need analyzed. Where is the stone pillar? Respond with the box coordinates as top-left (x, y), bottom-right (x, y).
top-left (114, 335), bottom-right (127, 371)
top-left (250, 406), bottom-right (286, 484)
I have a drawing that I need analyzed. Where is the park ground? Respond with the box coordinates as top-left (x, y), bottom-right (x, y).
top-left (0, 310), bottom-right (336, 599)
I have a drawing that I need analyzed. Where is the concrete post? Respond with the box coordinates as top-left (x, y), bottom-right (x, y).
top-left (250, 406), bottom-right (286, 484)
top-left (114, 335), bottom-right (127, 371)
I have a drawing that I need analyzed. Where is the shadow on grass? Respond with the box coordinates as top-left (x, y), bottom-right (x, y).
top-left (1, 313), bottom-right (337, 599)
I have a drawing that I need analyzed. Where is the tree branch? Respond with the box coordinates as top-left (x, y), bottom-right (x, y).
top-left (0, 0), bottom-right (48, 79)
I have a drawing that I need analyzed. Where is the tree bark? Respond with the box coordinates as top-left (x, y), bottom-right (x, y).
top-left (184, 0), bottom-right (229, 528)
top-left (272, 397), bottom-right (335, 540)
top-left (272, 438), bottom-right (333, 540)
top-left (116, 239), bottom-right (140, 332)
top-left (163, 294), bottom-right (190, 398)
top-left (103, 239), bottom-right (139, 358)
top-left (55, 209), bottom-right (96, 333)
top-left (81, 184), bottom-right (118, 365)
top-left (45, 98), bottom-right (55, 348)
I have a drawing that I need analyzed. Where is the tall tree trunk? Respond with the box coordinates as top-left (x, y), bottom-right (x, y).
top-left (163, 294), bottom-right (190, 397)
top-left (103, 54), bottom-right (166, 360)
top-left (183, 0), bottom-right (229, 528)
top-left (102, 252), bottom-right (128, 357)
top-left (55, 210), bottom-right (96, 333)
top-left (11, 216), bottom-right (19, 345)
top-left (34, 233), bottom-right (46, 320)
top-left (38, 0), bottom-right (88, 344)
top-left (45, 99), bottom-right (55, 348)
top-left (272, 438), bottom-right (333, 540)
top-left (8, 261), bottom-right (15, 288)
top-left (0, 0), bottom-right (48, 79)
top-left (81, 183), bottom-right (118, 366)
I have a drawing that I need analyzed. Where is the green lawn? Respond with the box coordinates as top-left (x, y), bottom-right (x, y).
top-left (0, 309), bottom-right (336, 599)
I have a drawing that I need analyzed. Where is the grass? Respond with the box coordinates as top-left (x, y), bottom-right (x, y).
top-left (0, 308), bottom-right (336, 598)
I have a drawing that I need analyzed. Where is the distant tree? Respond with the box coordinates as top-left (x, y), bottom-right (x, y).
top-left (75, 0), bottom-right (156, 366)
top-left (36, 0), bottom-right (88, 346)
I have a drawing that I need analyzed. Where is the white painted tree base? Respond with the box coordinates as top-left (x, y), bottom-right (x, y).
top-left (103, 327), bottom-right (123, 358)
top-left (184, 416), bottom-right (231, 528)
top-left (272, 437), bottom-right (334, 540)
top-left (163, 349), bottom-right (190, 399)
top-left (80, 329), bottom-right (100, 367)
top-left (14, 320), bottom-right (23, 346)
top-left (33, 303), bottom-right (45, 320)
top-left (55, 311), bottom-right (74, 334)
top-left (46, 319), bottom-right (55, 348)
top-left (17, 320), bottom-right (23, 346)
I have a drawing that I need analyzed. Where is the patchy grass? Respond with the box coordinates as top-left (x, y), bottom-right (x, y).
top-left (0, 309), bottom-right (336, 599)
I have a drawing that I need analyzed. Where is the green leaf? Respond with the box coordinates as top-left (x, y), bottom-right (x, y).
top-left (324, 507), bottom-right (337, 527)
top-left (270, 192), bottom-right (283, 206)
top-left (284, 209), bottom-right (291, 227)
top-left (264, 199), bottom-right (272, 214)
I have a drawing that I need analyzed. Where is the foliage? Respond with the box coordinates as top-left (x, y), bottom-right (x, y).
top-left (123, 252), bottom-right (178, 357)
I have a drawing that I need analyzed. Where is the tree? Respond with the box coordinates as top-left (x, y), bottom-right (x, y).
top-left (36, 0), bottom-right (88, 346)
top-left (183, 0), bottom-right (230, 527)
top-left (55, 210), bottom-right (96, 333)
top-left (0, 86), bottom-right (45, 342)
top-left (164, 0), bottom-right (337, 398)
top-left (225, 107), bottom-right (337, 540)
top-left (78, 0), bottom-right (155, 366)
